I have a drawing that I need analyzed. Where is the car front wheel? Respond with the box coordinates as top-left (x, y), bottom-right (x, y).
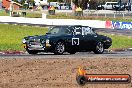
top-left (54, 41), bottom-right (65, 55)
top-left (93, 42), bottom-right (104, 54)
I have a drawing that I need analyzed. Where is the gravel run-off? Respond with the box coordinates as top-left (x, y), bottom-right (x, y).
top-left (0, 57), bottom-right (132, 88)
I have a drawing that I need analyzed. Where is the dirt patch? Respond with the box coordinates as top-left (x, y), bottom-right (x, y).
top-left (0, 58), bottom-right (132, 88)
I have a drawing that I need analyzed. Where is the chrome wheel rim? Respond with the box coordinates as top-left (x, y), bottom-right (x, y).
top-left (96, 42), bottom-right (104, 52)
top-left (56, 42), bottom-right (65, 54)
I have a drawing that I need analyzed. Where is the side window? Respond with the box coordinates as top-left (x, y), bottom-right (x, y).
top-left (62, 27), bottom-right (72, 35)
top-left (65, 28), bottom-right (72, 34)
top-left (107, 3), bottom-right (110, 5)
top-left (113, 3), bottom-right (117, 5)
top-left (59, 4), bottom-right (62, 6)
top-left (82, 27), bottom-right (91, 35)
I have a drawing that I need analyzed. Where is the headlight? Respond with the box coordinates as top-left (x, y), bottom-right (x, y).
top-left (22, 39), bottom-right (26, 43)
top-left (41, 40), bottom-right (45, 43)
top-left (46, 39), bottom-right (49, 44)
top-left (106, 39), bottom-right (112, 42)
top-left (106, 40), bottom-right (110, 42)
top-left (46, 39), bottom-right (51, 47)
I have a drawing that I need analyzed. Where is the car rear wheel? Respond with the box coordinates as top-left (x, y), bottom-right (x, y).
top-left (27, 50), bottom-right (38, 54)
top-left (93, 42), bottom-right (104, 54)
top-left (54, 41), bottom-right (65, 55)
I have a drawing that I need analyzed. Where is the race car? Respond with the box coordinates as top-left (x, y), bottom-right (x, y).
top-left (22, 25), bottom-right (112, 55)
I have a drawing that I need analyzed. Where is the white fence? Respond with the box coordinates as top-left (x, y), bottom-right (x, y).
top-left (0, 16), bottom-right (106, 28)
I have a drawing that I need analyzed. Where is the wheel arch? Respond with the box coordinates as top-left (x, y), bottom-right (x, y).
top-left (95, 39), bottom-right (104, 47)
top-left (56, 39), bottom-right (70, 51)
top-left (56, 39), bottom-right (66, 45)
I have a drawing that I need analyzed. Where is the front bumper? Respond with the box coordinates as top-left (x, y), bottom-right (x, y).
top-left (22, 43), bottom-right (51, 50)
top-left (28, 44), bottom-right (45, 50)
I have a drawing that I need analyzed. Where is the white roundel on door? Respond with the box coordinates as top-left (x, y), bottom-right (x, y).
top-left (72, 38), bottom-right (79, 45)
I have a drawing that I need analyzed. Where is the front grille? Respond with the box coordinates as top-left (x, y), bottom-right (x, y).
top-left (30, 42), bottom-right (41, 45)
top-left (30, 39), bottom-right (40, 42)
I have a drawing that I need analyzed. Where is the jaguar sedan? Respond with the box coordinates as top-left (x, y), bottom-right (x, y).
top-left (22, 25), bottom-right (112, 55)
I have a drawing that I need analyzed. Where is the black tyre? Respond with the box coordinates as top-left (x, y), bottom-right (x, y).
top-left (102, 6), bottom-right (104, 10)
top-left (27, 50), bottom-right (38, 54)
top-left (93, 42), bottom-right (104, 54)
top-left (76, 75), bottom-right (87, 86)
top-left (54, 41), bottom-right (65, 55)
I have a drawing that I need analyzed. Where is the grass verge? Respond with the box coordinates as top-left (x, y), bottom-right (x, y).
top-left (0, 24), bottom-right (48, 51)
top-left (26, 12), bottom-right (42, 18)
top-left (0, 10), bottom-right (9, 16)
top-left (100, 33), bottom-right (132, 49)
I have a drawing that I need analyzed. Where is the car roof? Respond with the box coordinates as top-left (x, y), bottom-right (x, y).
top-left (50, 25), bottom-right (92, 31)
top-left (52, 25), bottom-right (90, 27)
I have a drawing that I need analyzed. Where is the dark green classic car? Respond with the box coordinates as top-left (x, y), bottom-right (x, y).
top-left (22, 25), bottom-right (112, 55)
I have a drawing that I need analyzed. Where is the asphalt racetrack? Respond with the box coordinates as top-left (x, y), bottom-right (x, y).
top-left (0, 50), bottom-right (132, 59)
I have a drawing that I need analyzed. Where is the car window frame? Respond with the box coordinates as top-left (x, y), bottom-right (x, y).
top-left (60, 26), bottom-right (73, 35)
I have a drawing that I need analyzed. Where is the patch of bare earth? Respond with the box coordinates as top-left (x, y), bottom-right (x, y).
top-left (0, 58), bottom-right (132, 88)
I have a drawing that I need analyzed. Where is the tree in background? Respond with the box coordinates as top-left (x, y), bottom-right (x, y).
top-left (80, 0), bottom-right (89, 9)
top-left (72, 0), bottom-right (88, 9)
top-left (89, 0), bottom-right (97, 9)
top-left (72, 0), bottom-right (121, 10)
top-left (12, 0), bottom-right (127, 10)
top-left (13, 0), bottom-right (35, 6)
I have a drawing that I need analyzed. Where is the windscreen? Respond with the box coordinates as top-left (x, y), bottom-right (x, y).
top-left (48, 27), bottom-right (60, 34)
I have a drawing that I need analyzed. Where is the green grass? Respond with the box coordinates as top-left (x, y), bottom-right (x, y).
top-left (0, 24), bottom-right (48, 51)
top-left (0, 10), bottom-right (9, 16)
top-left (100, 33), bottom-right (132, 49)
top-left (26, 12), bottom-right (42, 18)
top-left (0, 24), bottom-right (132, 51)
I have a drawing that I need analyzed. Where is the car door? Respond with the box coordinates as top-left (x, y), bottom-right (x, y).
top-left (82, 27), bottom-right (98, 50)
top-left (73, 26), bottom-right (86, 51)
top-left (60, 26), bottom-right (81, 52)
